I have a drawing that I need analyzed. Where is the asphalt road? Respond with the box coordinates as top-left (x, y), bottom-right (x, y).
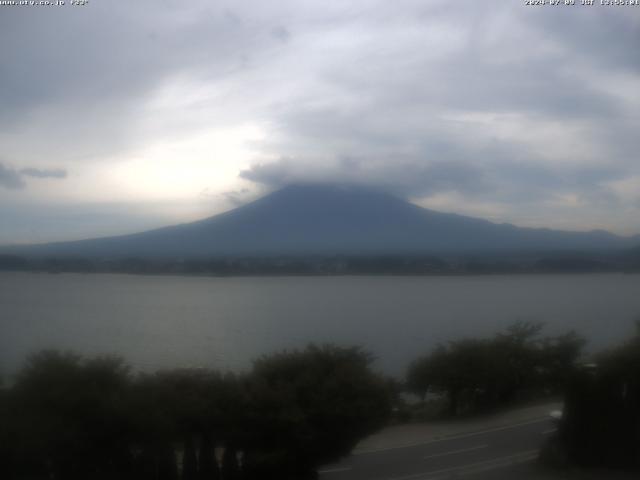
top-left (318, 417), bottom-right (557, 480)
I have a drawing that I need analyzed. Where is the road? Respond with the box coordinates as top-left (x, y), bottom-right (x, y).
top-left (318, 417), bottom-right (557, 480)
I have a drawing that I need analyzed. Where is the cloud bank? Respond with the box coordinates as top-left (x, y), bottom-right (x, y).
top-left (0, 164), bottom-right (25, 190)
top-left (0, 163), bottom-right (67, 190)
top-left (19, 167), bottom-right (67, 179)
top-left (0, 0), bottom-right (639, 243)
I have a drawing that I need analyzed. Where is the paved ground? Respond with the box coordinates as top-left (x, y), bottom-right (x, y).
top-left (317, 402), bottom-right (635, 480)
top-left (354, 402), bottom-right (562, 455)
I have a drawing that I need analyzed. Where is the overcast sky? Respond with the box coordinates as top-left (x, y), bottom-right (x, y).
top-left (0, 0), bottom-right (639, 244)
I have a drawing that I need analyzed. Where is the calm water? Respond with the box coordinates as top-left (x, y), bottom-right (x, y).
top-left (1, 272), bottom-right (639, 377)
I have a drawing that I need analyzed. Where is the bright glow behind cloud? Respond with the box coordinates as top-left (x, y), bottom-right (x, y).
top-left (112, 124), bottom-right (266, 201)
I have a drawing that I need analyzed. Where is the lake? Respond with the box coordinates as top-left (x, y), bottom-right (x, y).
top-left (1, 272), bottom-right (639, 378)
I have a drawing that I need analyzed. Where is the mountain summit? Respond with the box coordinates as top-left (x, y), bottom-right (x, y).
top-left (5, 184), bottom-right (636, 258)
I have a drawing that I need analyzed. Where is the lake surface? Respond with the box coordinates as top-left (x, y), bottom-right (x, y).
top-left (1, 272), bottom-right (639, 377)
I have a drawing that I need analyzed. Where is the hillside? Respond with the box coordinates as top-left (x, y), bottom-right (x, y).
top-left (3, 184), bottom-right (637, 259)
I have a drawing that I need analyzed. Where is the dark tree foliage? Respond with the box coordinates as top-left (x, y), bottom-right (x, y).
top-left (406, 322), bottom-right (585, 416)
top-left (242, 344), bottom-right (392, 479)
top-left (0, 375), bottom-right (13, 477)
top-left (560, 324), bottom-right (640, 470)
top-left (221, 446), bottom-right (240, 480)
top-left (1, 345), bottom-right (391, 480)
top-left (5, 350), bottom-right (134, 480)
top-left (182, 437), bottom-right (198, 480)
top-left (197, 434), bottom-right (218, 480)
top-left (538, 330), bottom-right (586, 393)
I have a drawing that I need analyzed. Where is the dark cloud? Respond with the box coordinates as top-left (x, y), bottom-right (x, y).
top-left (240, 159), bottom-right (297, 188)
top-left (199, 186), bottom-right (253, 208)
top-left (240, 151), bottom-right (638, 216)
top-left (240, 156), bottom-right (489, 199)
top-left (221, 188), bottom-right (252, 207)
top-left (0, 163), bottom-right (67, 190)
top-left (0, 164), bottom-right (25, 190)
top-left (0, 1), bottom-right (284, 161)
top-left (19, 168), bottom-right (67, 179)
top-left (529, 8), bottom-right (640, 74)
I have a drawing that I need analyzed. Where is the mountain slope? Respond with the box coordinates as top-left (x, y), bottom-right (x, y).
top-left (5, 184), bottom-right (637, 258)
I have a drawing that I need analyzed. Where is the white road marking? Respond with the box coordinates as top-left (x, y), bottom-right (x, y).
top-left (423, 444), bottom-right (488, 460)
top-left (386, 450), bottom-right (538, 480)
top-left (318, 466), bottom-right (353, 474)
top-left (355, 417), bottom-right (550, 455)
top-left (542, 428), bottom-right (557, 435)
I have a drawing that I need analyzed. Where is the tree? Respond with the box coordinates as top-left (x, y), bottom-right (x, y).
top-left (406, 322), bottom-right (585, 417)
top-left (243, 345), bottom-right (392, 479)
top-left (406, 356), bottom-right (433, 403)
top-left (129, 368), bottom-right (244, 480)
top-left (560, 323), bottom-right (640, 470)
top-left (9, 350), bottom-right (133, 479)
top-left (4, 345), bottom-right (392, 479)
top-left (0, 374), bottom-right (14, 478)
top-left (538, 330), bottom-right (585, 394)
